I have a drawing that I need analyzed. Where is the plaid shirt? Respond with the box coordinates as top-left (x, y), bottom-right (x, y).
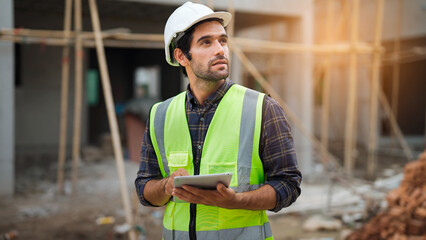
top-left (135, 79), bottom-right (301, 212)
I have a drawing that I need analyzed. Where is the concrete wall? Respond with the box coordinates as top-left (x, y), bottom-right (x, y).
top-left (359, 0), bottom-right (426, 41)
top-left (15, 46), bottom-right (87, 156)
top-left (0, 0), bottom-right (14, 196)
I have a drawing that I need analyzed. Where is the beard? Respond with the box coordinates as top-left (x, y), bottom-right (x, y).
top-left (191, 56), bottom-right (229, 82)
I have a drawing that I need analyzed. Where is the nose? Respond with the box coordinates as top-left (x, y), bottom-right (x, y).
top-left (213, 40), bottom-right (225, 56)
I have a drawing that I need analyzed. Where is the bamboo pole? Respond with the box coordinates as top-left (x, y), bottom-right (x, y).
top-left (7, 32), bottom-right (405, 58)
top-left (0, 35), bottom-right (69, 46)
top-left (2, 28), bottom-right (383, 54)
top-left (82, 39), bottom-right (163, 49)
top-left (390, 0), bottom-right (403, 151)
top-left (344, 0), bottom-right (360, 175)
top-left (320, 0), bottom-right (334, 166)
top-left (57, 0), bottom-right (73, 194)
top-left (382, 46), bottom-right (426, 64)
top-left (231, 43), bottom-right (342, 170)
top-left (0, 28), bottom-right (163, 42)
top-left (87, 0), bottom-right (136, 239)
top-left (0, 35), bottom-right (164, 49)
top-left (71, 0), bottom-right (83, 195)
top-left (233, 37), bottom-right (377, 54)
top-left (379, 88), bottom-right (414, 159)
top-left (336, 0), bottom-right (350, 41)
top-left (367, 0), bottom-right (385, 178)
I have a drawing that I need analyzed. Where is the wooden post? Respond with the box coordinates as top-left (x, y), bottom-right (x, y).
top-left (87, 0), bottom-right (136, 239)
top-left (344, 0), bottom-right (360, 175)
top-left (336, 0), bottom-right (350, 41)
top-left (367, 0), bottom-right (385, 178)
top-left (320, 0), bottom-right (334, 165)
top-left (232, 37), bottom-right (376, 54)
top-left (391, 0), bottom-right (403, 151)
top-left (0, 28), bottom-right (163, 41)
top-left (231, 44), bottom-right (341, 169)
top-left (379, 89), bottom-right (414, 159)
top-left (2, 28), bottom-right (380, 54)
top-left (71, 0), bottom-right (83, 195)
top-left (57, 0), bottom-right (73, 194)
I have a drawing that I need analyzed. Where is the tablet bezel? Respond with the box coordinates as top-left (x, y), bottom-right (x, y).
top-left (173, 173), bottom-right (233, 190)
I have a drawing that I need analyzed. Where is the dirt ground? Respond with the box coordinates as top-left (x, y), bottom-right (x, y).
top-left (0, 147), bottom-right (416, 240)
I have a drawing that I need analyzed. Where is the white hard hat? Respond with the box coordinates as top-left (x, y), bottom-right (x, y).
top-left (164, 1), bottom-right (232, 66)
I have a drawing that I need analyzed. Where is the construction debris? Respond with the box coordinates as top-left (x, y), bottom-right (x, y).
top-left (95, 216), bottom-right (115, 225)
top-left (303, 214), bottom-right (342, 232)
top-left (1, 230), bottom-right (19, 240)
top-left (346, 151), bottom-right (426, 240)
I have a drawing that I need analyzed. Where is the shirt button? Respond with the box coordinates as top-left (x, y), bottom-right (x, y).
top-left (198, 145), bottom-right (202, 150)
top-left (200, 117), bottom-right (204, 121)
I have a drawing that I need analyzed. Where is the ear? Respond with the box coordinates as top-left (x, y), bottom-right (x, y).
top-left (174, 48), bottom-right (189, 67)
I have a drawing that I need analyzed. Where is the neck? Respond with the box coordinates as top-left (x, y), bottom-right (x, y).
top-left (189, 78), bottom-right (225, 106)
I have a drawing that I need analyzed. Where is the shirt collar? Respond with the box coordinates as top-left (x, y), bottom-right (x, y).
top-left (186, 78), bottom-right (234, 107)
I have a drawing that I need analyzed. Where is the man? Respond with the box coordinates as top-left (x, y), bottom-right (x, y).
top-left (135, 2), bottom-right (301, 239)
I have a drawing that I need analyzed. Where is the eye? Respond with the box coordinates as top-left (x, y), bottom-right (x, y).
top-left (201, 39), bottom-right (211, 45)
top-left (219, 38), bottom-right (228, 45)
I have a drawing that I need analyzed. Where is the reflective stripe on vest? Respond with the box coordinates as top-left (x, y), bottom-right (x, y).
top-left (163, 221), bottom-right (273, 240)
top-left (150, 84), bottom-right (272, 239)
top-left (150, 98), bottom-right (174, 177)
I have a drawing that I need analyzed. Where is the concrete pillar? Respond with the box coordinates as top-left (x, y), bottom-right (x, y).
top-left (230, 48), bottom-right (242, 85)
top-left (286, 1), bottom-right (314, 180)
top-left (0, 0), bottom-right (14, 196)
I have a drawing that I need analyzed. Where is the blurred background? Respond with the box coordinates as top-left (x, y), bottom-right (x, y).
top-left (0, 0), bottom-right (425, 239)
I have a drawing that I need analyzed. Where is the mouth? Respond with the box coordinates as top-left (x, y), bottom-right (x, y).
top-left (212, 60), bottom-right (228, 66)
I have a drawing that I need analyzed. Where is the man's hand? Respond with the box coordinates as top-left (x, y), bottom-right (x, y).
top-left (173, 183), bottom-right (277, 210)
top-left (172, 183), bottom-right (242, 209)
top-left (164, 168), bottom-right (189, 195)
top-left (144, 168), bottom-right (189, 206)
top-left (148, 169), bottom-right (276, 210)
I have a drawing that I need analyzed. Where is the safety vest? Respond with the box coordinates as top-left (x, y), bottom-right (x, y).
top-left (149, 84), bottom-right (273, 240)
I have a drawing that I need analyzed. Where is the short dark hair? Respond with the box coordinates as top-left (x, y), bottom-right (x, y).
top-left (174, 18), bottom-right (224, 76)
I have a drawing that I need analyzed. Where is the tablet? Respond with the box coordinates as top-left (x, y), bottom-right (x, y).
top-left (173, 173), bottom-right (233, 190)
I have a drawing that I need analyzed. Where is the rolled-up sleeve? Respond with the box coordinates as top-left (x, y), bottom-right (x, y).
top-left (261, 96), bottom-right (302, 212)
top-left (134, 118), bottom-right (163, 207)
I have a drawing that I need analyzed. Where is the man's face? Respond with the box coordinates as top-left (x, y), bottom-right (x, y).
top-left (187, 21), bottom-right (229, 82)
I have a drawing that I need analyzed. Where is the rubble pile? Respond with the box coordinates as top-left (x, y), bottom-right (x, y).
top-left (346, 151), bottom-right (426, 240)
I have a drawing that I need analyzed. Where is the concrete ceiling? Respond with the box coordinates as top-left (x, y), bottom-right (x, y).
top-left (14, 0), bottom-right (287, 32)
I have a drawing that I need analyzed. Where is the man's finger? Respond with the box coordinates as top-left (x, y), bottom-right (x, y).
top-left (181, 185), bottom-right (204, 195)
top-left (216, 183), bottom-right (228, 195)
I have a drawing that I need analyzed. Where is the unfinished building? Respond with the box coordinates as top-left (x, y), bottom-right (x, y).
top-left (0, 3), bottom-right (425, 238)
